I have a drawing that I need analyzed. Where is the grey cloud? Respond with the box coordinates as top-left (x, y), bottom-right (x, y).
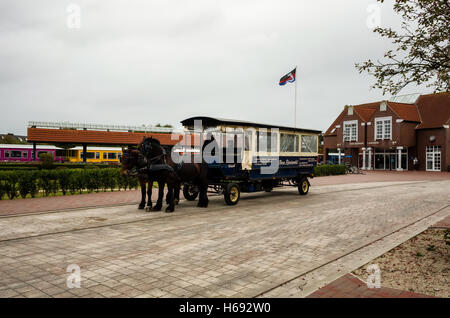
top-left (0, 0), bottom-right (428, 135)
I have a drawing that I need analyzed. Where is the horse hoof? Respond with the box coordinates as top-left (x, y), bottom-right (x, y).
top-left (138, 205), bottom-right (145, 210)
top-left (151, 206), bottom-right (162, 212)
top-left (165, 207), bottom-right (174, 213)
top-left (145, 207), bottom-right (151, 212)
top-left (197, 201), bottom-right (209, 208)
top-left (174, 199), bottom-right (179, 205)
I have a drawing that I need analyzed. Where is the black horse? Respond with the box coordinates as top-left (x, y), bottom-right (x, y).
top-left (139, 137), bottom-right (209, 212)
top-left (120, 146), bottom-right (171, 211)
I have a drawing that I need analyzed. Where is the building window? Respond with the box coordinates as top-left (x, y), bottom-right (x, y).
top-left (426, 146), bottom-right (441, 171)
top-left (343, 120), bottom-right (357, 141)
top-left (280, 133), bottom-right (299, 152)
top-left (301, 135), bottom-right (318, 153)
top-left (374, 117), bottom-right (392, 140)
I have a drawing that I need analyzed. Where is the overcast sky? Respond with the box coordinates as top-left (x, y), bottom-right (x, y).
top-left (0, 0), bottom-right (429, 135)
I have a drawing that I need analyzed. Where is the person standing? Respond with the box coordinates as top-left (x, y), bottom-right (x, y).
top-left (413, 157), bottom-right (419, 170)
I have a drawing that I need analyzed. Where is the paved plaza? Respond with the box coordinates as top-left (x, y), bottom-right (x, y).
top-left (0, 173), bottom-right (449, 298)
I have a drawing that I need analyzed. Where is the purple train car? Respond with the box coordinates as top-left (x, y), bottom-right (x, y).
top-left (0, 144), bottom-right (65, 162)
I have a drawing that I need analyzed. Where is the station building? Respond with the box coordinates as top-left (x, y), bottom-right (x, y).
top-left (323, 92), bottom-right (450, 171)
top-left (26, 121), bottom-right (182, 162)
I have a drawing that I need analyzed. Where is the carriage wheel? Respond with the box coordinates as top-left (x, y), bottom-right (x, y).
top-left (183, 184), bottom-right (199, 201)
top-left (224, 183), bottom-right (240, 205)
top-left (298, 177), bottom-right (310, 195)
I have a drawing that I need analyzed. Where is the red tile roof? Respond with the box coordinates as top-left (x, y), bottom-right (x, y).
top-left (27, 128), bottom-right (183, 146)
top-left (354, 105), bottom-right (378, 122)
top-left (324, 103), bottom-right (379, 136)
top-left (324, 100), bottom-right (422, 136)
top-left (415, 92), bottom-right (450, 129)
top-left (388, 102), bottom-right (420, 122)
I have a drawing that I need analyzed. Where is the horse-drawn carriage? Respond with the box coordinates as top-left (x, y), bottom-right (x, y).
top-left (121, 116), bottom-right (320, 211)
top-left (178, 117), bottom-right (321, 205)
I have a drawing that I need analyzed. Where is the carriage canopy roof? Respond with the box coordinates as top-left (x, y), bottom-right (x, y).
top-left (181, 116), bottom-right (321, 134)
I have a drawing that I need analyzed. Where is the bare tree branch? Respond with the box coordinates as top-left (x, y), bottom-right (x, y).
top-left (356, 0), bottom-right (450, 95)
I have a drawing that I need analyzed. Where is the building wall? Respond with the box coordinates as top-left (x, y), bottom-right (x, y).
top-left (416, 128), bottom-right (448, 171)
top-left (335, 110), bottom-right (366, 150)
top-left (447, 126), bottom-right (450, 172)
top-left (399, 122), bottom-right (418, 147)
top-left (365, 107), bottom-right (414, 149)
top-left (323, 135), bottom-right (337, 163)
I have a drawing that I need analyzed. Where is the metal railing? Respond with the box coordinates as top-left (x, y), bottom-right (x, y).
top-left (28, 121), bottom-right (176, 133)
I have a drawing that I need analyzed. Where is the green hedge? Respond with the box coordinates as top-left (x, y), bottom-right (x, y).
top-left (0, 168), bottom-right (139, 200)
top-left (314, 164), bottom-right (346, 177)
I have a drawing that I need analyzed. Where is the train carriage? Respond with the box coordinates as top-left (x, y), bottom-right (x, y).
top-left (179, 117), bottom-right (321, 205)
top-left (0, 144), bottom-right (123, 163)
top-left (0, 144), bottom-right (65, 162)
top-left (66, 146), bottom-right (123, 163)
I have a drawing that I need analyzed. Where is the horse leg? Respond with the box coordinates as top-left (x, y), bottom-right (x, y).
top-left (165, 184), bottom-right (170, 205)
top-left (174, 182), bottom-right (180, 205)
top-left (145, 180), bottom-right (153, 212)
top-left (197, 167), bottom-right (209, 208)
top-left (151, 179), bottom-right (164, 211)
top-left (138, 179), bottom-right (146, 209)
top-left (197, 183), bottom-right (209, 208)
top-left (165, 181), bottom-right (175, 213)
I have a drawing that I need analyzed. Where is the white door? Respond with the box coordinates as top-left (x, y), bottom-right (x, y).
top-left (426, 146), bottom-right (441, 171)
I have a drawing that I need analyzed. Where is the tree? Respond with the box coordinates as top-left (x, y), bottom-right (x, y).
top-left (155, 123), bottom-right (173, 128)
top-left (38, 153), bottom-right (54, 169)
top-left (1, 134), bottom-right (27, 144)
top-left (356, 0), bottom-right (450, 95)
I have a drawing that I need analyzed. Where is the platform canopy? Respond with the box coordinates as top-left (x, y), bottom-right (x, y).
top-left (28, 128), bottom-right (185, 146)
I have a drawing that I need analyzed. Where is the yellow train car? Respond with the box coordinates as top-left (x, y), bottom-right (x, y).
top-left (67, 146), bottom-right (123, 163)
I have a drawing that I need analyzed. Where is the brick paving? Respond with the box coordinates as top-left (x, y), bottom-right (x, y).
top-left (306, 274), bottom-right (434, 298)
top-left (0, 178), bottom-right (448, 298)
top-left (303, 212), bottom-right (450, 298)
top-left (0, 190), bottom-right (142, 216)
top-left (311, 170), bottom-right (450, 186)
top-left (0, 171), bottom-right (448, 217)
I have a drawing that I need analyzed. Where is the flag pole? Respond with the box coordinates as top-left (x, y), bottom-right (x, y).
top-left (294, 66), bottom-right (297, 128)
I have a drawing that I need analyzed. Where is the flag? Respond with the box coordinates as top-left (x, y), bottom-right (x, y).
top-left (279, 68), bottom-right (296, 86)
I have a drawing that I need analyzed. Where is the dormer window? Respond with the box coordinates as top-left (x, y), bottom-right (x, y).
top-left (380, 101), bottom-right (387, 111)
top-left (348, 106), bottom-right (354, 116)
top-left (343, 120), bottom-right (358, 142)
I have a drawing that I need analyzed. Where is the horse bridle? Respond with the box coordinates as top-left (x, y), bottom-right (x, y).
top-left (140, 141), bottom-right (168, 164)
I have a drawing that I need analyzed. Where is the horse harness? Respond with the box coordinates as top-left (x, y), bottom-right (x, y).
top-left (137, 147), bottom-right (183, 179)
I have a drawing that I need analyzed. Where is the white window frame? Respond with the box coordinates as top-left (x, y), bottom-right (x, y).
top-left (426, 146), bottom-right (441, 171)
top-left (374, 116), bottom-right (392, 140)
top-left (343, 120), bottom-right (358, 142)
